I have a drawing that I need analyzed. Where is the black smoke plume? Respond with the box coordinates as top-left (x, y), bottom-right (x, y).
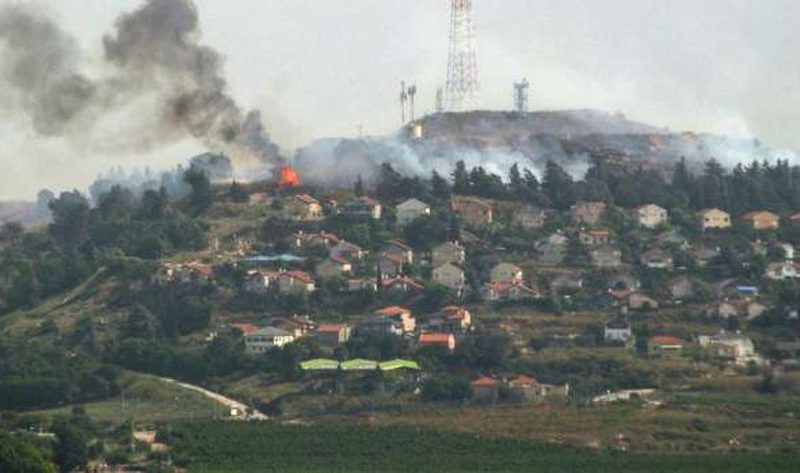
top-left (0, 0), bottom-right (280, 168)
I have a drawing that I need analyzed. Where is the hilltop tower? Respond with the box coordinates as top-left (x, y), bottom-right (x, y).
top-left (513, 79), bottom-right (530, 113)
top-left (445, 0), bottom-right (479, 112)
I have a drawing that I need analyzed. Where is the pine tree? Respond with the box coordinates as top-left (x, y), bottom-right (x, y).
top-left (431, 170), bottom-right (451, 201)
top-left (354, 175), bottom-right (365, 197)
top-left (452, 160), bottom-right (470, 194)
top-left (542, 161), bottom-right (575, 210)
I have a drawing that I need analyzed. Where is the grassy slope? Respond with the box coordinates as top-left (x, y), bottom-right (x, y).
top-left (173, 421), bottom-right (800, 473)
top-left (25, 372), bottom-right (221, 427)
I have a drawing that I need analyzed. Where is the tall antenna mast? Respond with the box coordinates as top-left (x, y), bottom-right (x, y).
top-left (400, 81), bottom-right (408, 124)
top-left (407, 84), bottom-right (417, 121)
top-left (513, 78), bottom-right (530, 113)
top-left (435, 87), bottom-right (444, 114)
top-left (445, 0), bottom-right (479, 112)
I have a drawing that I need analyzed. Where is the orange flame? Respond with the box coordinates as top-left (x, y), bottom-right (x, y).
top-left (278, 166), bottom-right (301, 187)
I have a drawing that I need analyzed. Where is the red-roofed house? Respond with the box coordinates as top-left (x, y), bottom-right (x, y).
top-left (471, 376), bottom-right (499, 402)
top-left (231, 323), bottom-right (260, 335)
top-left (451, 197), bottom-right (493, 226)
top-left (418, 333), bottom-right (456, 351)
top-left (742, 211), bottom-right (780, 230)
top-left (441, 306), bottom-right (472, 331)
top-left (375, 306), bottom-right (416, 333)
top-left (316, 324), bottom-right (351, 347)
top-left (649, 335), bottom-right (683, 356)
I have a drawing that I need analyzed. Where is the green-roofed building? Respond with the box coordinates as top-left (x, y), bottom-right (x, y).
top-left (300, 359), bottom-right (340, 371)
top-left (340, 358), bottom-right (378, 371)
top-left (378, 359), bottom-right (420, 371)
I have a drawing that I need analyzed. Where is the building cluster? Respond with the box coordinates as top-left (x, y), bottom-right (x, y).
top-left (154, 189), bottom-right (800, 393)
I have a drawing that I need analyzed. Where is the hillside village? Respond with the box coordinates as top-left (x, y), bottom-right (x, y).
top-left (128, 157), bottom-right (800, 401)
top-left (3, 155), bottom-right (800, 464)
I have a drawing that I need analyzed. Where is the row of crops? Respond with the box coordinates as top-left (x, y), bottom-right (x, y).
top-left (172, 421), bottom-right (800, 472)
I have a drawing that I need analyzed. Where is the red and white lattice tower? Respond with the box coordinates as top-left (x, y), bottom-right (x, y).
top-left (445, 0), bottom-right (478, 112)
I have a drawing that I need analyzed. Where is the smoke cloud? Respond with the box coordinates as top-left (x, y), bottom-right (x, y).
top-left (0, 0), bottom-right (280, 169)
top-left (294, 136), bottom-right (591, 188)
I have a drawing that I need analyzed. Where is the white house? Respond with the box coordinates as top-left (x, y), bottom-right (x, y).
top-left (634, 204), bottom-right (668, 228)
top-left (245, 327), bottom-right (295, 353)
top-left (604, 320), bottom-right (633, 344)
top-left (396, 198), bottom-right (431, 226)
top-left (765, 261), bottom-right (800, 281)
top-left (697, 332), bottom-right (766, 367)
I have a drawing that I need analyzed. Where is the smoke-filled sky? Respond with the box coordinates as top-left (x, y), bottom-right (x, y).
top-left (1, 0), bottom-right (798, 200)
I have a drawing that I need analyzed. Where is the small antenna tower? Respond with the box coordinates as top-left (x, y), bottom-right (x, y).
top-left (407, 84), bottom-right (417, 121)
top-left (400, 81), bottom-right (408, 124)
top-left (445, 0), bottom-right (479, 111)
top-left (435, 87), bottom-right (444, 114)
top-left (513, 78), bottom-right (530, 113)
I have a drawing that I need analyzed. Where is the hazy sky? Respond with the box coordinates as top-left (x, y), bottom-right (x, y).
top-left (1, 0), bottom-right (799, 200)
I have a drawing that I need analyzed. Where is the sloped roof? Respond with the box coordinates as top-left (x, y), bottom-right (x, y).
top-left (327, 255), bottom-right (352, 266)
top-left (317, 324), bottom-right (347, 334)
top-left (300, 359), bottom-right (339, 371)
top-left (419, 333), bottom-right (453, 345)
top-left (378, 359), bottom-right (420, 371)
top-left (509, 375), bottom-right (538, 387)
top-left (231, 323), bottom-right (260, 334)
top-left (441, 305), bottom-right (469, 320)
top-left (376, 306), bottom-right (410, 316)
top-left (471, 376), bottom-right (499, 387)
top-left (387, 239), bottom-right (412, 251)
top-left (742, 210), bottom-right (779, 221)
top-left (340, 359), bottom-right (378, 371)
top-left (383, 276), bottom-right (425, 291)
top-left (397, 198), bottom-right (429, 210)
top-left (650, 335), bottom-right (683, 346)
top-left (284, 270), bottom-right (314, 284)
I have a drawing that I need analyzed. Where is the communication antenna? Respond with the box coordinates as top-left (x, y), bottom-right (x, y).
top-left (445, 0), bottom-right (479, 111)
top-left (400, 81), bottom-right (408, 124)
top-left (513, 78), bottom-right (530, 113)
top-left (435, 87), bottom-right (444, 114)
top-left (407, 84), bottom-right (418, 121)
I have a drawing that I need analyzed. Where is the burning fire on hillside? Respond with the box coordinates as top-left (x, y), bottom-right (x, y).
top-left (278, 166), bottom-right (301, 188)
